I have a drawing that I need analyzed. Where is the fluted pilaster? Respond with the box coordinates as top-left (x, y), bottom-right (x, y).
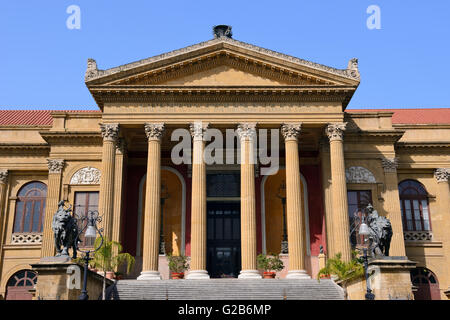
top-left (282, 123), bottom-right (309, 279)
top-left (237, 123), bottom-right (261, 279)
top-left (186, 122), bottom-right (210, 279)
top-left (435, 168), bottom-right (450, 275)
top-left (326, 123), bottom-right (351, 262)
top-left (381, 157), bottom-right (406, 256)
top-left (0, 169), bottom-right (9, 253)
top-left (112, 138), bottom-right (127, 254)
top-left (41, 159), bottom-right (65, 257)
top-left (138, 123), bottom-right (164, 280)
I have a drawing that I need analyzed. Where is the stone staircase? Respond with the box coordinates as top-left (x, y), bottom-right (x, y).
top-left (108, 279), bottom-right (345, 300)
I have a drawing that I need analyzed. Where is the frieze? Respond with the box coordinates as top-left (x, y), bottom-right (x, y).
top-left (70, 166), bottom-right (101, 185)
top-left (345, 166), bottom-right (376, 184)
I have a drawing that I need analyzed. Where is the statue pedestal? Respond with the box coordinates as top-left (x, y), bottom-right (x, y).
top-left (367, 256), bottom-right (416, 300)
top-left (31, 257), bottom-right (113, 300)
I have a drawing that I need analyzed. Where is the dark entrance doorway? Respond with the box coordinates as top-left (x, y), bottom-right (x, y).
top-left (207, 201), bottom-right (241, 278)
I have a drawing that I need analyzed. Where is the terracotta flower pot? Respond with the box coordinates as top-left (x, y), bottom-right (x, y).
top-left (320, 274), bottom-right (331, 279)
top-left (263, 272), bottom-right (276, 279)
top-left (171, 272), bottom-right (184, 279)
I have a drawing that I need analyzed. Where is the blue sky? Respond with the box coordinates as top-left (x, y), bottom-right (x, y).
top-left (0, 1), bottom-right (449, 110)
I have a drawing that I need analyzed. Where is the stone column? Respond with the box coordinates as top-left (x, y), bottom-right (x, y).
top-left (186, 122), bottom-right (210, 279)
top-left (112, 139), bottom-right (127, 253)
top-left (138, 123), bottom-right (164, 280)
top-left (381, 157), bottom-right (406, 256)
top-left (237, 123), bottom-right (261, 279)
top-left (0, 170), bottom-right (9, 250)
top-left (99, 123), bottom-right (119, 240)
top-left (434, 168), bottom-right (450, 278)
top-left (320, 139), bottom-right (334, 257)
top-left (282, 123), bottom-right (309, 279)
top-left (325, 123), bottom-right (351, 262)
top-left (41, 159), bottom-right (65, 257)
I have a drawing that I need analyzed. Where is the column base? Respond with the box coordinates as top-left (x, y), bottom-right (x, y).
top-left (186, 270), bottom-right (210, 280)
top-left (286, 270), bottom-right (310, 279)
top-left (238, 270), bottom-right (262, 279)
top-left (137, 271), bottom-right (162, 280)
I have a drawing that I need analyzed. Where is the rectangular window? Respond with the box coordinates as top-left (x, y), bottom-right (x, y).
top-left (347, 190), bottom-right (372, 248)
top-left (74, 191), bottom-right (99, 247)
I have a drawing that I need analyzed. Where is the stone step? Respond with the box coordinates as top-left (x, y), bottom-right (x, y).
top-left (109, 279), bottom-right (344, 300)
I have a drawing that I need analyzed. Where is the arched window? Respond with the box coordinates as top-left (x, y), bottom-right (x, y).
top-left (410, 268), bottom-right (441, 300)
top-left (6, 270), bottom-right (37, 300)
top-left (399, 180), bottom-right (431, 232)
top-left (13, 181), bottom-right (47, 233)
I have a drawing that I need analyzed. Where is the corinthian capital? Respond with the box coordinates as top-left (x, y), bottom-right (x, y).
top-left (116, 138), bottom-right (127, 155)
top-left (144, 123), bottom-right (165, 141)
top-left (325, 123), bottom-right (347, 141)
top-left (100, 123), bottom-right (120, 142)
top-left (47, 159), bottom-right (65, 174)
top-left (0, 169), bottom-right (8, 184)
top-left (434, 168), bottom-right (450, 183)
top-left (281, 123), bottom-right (302, 141)
top-left (189, 122), bottom-right (209, 141)
top-left (381, 157), bottom-right (398, 173)
top-left (236, 123), bottom-right (257, 141)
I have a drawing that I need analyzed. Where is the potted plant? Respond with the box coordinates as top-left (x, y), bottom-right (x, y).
top-left (92, 237), bottom-right (135, 299)
top-left (317, 251), bottom-right (364, 299)
top-left (167, 253), bottom-right (189, 279)
top-left (257, 253), bottom-right (284, 278)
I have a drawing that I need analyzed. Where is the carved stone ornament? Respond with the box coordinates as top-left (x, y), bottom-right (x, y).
top-left (325, 123), bottom-right (347, 141)
top-left (434, 168), bottom-right (450, 183)
top-left (346, 166), bottom-right (376, 184)
top-left (347, 58), bottom-right (360, 78)
top-left (281, 123), bottom-right (302, 141)
top-left (85, 58), bottom-right (99, 82)
top-left (70, 167), bottom-right (101, 185)
top-left (213, 25), bottom-right (233, 38)
top-left (0, 169), bottom-right (8, 184)
top-left (236, 123), bottom-right (257, 141)
top-left (100, 123), bottom-right (120, 142)
top-left (47, 159), bottom-right (65, 174)
top-left (381, 158), bottom-right (398, 173)
top-left (189, 122), bottom-right (209, 141)
top-left (144, 123), bottom-right (165, 141)
top-left (116, 138), bottom-right (127, 154)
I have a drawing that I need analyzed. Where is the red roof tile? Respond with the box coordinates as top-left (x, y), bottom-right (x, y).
top-left (0, 110), bottom-right (100, 126)
top-left (346, 108), bottom-right (450, 125)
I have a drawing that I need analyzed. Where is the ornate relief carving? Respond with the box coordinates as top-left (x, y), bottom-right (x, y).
top-left (100, 123), bottom-right (120, 142)
top-left (0, 169), bottom-right (8, 184)
top-left (381, 158), bottom-right (398, 173)
top-left (325, 123), bottom-right (347, 141)
top-left (345, 166), bottom-right (376, 184)
top-left (70, 167), bottom-right (101, 185)
top-left (236, 123), bottom-right (257, 141)
top-left (85, 58), bottom-right (99, 82)
top-left (11, 233), bottom-right (42, 245)
top-left (434, 168), bottom-right (450, 183)
top-left (189, 122), bottom-right (209, 140)
top-left (347, 58), bottom-right (360, 78)
top-left (281, 123), bottom-right (302, 141)
top-left (47, 159), bottom-right (65, 174)
top-left (144, 123), bottom-right (165, 141)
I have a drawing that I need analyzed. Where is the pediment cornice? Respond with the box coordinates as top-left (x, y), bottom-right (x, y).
top-left (85, 37), bottom-right (360, 87)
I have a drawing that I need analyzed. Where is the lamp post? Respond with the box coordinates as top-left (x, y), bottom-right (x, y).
top-left (76, 210), bottom-right (103, 300)
top-left (358, 217), bottom-right (375, 300)
top-left (159, 183), bottom-right (170, 255)
top-left (276, 181), bottom-right (288, 254)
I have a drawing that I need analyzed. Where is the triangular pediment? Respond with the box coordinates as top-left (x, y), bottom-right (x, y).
top-left (85, 38), bottom-right (360, 88)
